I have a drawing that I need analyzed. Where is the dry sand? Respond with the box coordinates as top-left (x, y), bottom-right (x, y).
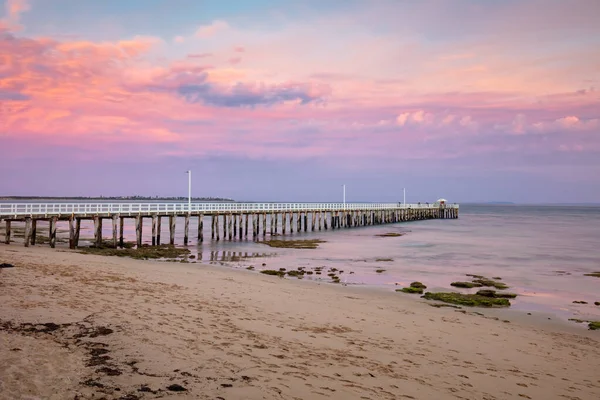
top-left (1, 245), bottom-right (599, 400)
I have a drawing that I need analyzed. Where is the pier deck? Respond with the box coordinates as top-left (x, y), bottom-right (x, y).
top-left (0, 202), bottom-right (458, 249)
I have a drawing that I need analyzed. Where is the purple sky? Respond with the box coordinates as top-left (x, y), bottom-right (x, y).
top-left (1, 0), bottom-right (599, 203)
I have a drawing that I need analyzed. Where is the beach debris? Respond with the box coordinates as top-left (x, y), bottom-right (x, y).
top-left (0, 263), bottom-right (15, 268)
top-left (375, 269), bottom-right (386, 273)
top-left (589, 321), bottom-right (600, 330)
top-left (573, 301), bottom-right (588, 304)
top-left (584, 272), bottom-right (600, 278)
top-left (138, 385), bottom-right (155, 393)
top-left (410, 282), bottom-right (427, 289)
top-left (465, 274), bottom-right (485, 279)
top-left (492, 277), bottom-right (502, 280)
top-left (166, 384), bottom-right (187, 392)
top-left (421, 292), bottom-right (511, 307)
top-left (376, 258), bottom-right (393, 262)
top-left (595, 302), bottom-right (600, 306)
top-left (375, 232), bottom-right (404, 237)
top-left (451, 281), bottom-right (483, 288)
top-left (396, 287), bottom-right (423, 294)
top-left (246, 266), bottom-right (254, 270)
top-left (475, 289), bottom-right (517, 299)
top-left (258, 239), bottom-right (325, 249)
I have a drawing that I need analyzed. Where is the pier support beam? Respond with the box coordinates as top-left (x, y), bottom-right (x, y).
top-left (245, 214), bottom-right (249, 238)
top-left (198, 214), bottom-right (204, 242)
top-left (119, 217), bottom-right (125, 247)
top-left (184, 214), bottom-right (190, 245)
top-left (152, 215), bottom-right (158, 246)
top-left (49, 216), bottom-right (57, 248)
top-left (157, 216), bottom-right (162, 245)
top-left (4, 220), bottom-right (11, 244)
top-left (67, 217), bottom-right (74, 249)
top-left (135, 215), bottom-right (143, 247)
top-left (283, 213), bottom-right (287, 235)
top-left (216, 215), bottom-right (220, 241)
top-left (30, 219), bottom-right (37, 245)
top-left (210, 214), bottom-right (215, 240)
top-left (112, 215), bottom-right (118, 248)
top-left (228, 214), bottom-right (233, 241)
top-left (233, 214), bottom-right (238, 239)
top-left (169, 215), bottom-right (176, 245)
top-left (74, 218), bottom-right (81, 248)
top-left (263, 213), bottom-right (267, 237)
top-left (93, 216), bottom-right (101, 247)
top-left (24, 217), bottom-right (32, 247)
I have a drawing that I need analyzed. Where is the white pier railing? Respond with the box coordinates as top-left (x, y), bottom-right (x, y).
top-left (0, 202), bottom-right (458, 218)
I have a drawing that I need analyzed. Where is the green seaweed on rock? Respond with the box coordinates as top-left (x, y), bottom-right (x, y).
top-left (410, 282), bottom-right (427, 289)
top-left (450, 281), bottom-right (482, 288)
top-left (396, 287), bottom-right (423, 294)
top-left (421, 292), bottom-right (511, 307)
top-left (260, 270), bottom-right (285, 277)
top-left (476, 289), bottom-right (517, 299)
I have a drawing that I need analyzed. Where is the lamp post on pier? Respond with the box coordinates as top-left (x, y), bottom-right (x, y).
top-left (186, 170), bottom-right (191, 213)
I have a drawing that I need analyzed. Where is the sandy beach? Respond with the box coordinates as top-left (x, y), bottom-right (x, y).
top-left (1, 245), bottom-right (599, 400)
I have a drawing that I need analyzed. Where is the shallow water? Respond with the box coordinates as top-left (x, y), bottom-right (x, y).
top-left (5, 203), bottom-right (600, 323)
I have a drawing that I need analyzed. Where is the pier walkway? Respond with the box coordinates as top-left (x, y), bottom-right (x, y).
top-left (0, 202), bottom-right (459, 249)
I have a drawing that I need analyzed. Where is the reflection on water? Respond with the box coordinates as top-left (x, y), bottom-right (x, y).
top-left (206, 250), bottom-right (273, 262)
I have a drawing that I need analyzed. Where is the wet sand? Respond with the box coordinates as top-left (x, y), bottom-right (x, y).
top-left (1, 245), bottom-right (599, 400)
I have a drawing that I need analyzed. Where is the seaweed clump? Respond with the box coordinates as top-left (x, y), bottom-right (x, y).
top-left (260, 270), bottom-right (285, 277)
top-left (396, 287), bottom-right (423, 294)
top-left (476, 289), bottom-right (517, 299)
top-left (79, 244), bottom-right (189, 260)
top-left (286, 270), bottom-right (304, 278)
top-left (375, 233), bottom-right (404, 237)
top-left (422, 292), bottom-right (511, 307)
top-left (589, 321), bottom-right (600, 330)
top-left (410, 282), bottom-right (427, 289)
top-left (258, 239), bottom-right (325, 249)
top-left (472, 278), bottom-right (508, 290)
top-left (451, 281), bottom-right (482, 289)
top-left (584, 272), bottom-right (600, 278)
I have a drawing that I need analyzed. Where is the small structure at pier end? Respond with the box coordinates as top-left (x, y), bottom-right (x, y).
top-left (0, 201), bottom-right (459, 249)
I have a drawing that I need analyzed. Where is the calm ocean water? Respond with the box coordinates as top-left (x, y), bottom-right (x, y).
top-left (4, 203), bottom-right (600, 322)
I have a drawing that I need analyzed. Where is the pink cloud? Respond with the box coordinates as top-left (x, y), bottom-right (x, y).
top-left (0, 0), bottom-right (29, 31)
top-left (1, 0), bottom-right (599, 168)
top-left (187, 52), bottom-right (212, 59)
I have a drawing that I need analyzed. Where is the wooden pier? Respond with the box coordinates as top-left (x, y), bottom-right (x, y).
top-left (0, 202), bottom-right (458, 249)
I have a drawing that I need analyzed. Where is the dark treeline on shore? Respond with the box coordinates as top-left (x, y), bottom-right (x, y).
top-left (0, 196), bottom-right (235, 202)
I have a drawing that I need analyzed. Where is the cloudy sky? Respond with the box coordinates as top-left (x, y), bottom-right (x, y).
top-left (1, 0), bottom-right (599, 203)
